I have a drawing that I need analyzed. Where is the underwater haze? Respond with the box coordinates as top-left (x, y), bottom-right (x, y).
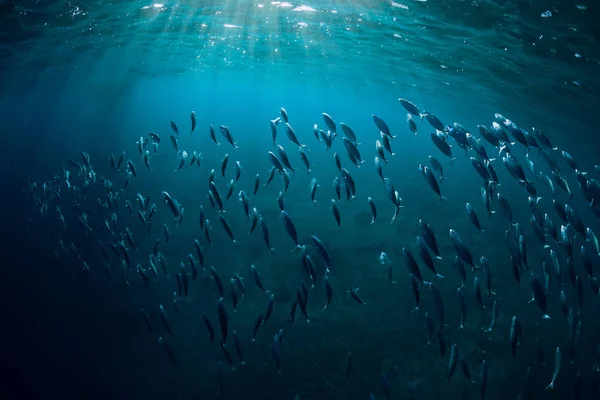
top-left (2, 1), bottom-right (600, 400)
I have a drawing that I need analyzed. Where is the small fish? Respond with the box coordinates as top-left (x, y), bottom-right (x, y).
top-left (280, 107), bottom-right (289, 123)
top-left (322, 274), bottom-right (333, 311)
top-left (546, 347), bottom-right (561, 389)
top-left (530, 274), bottom-right (551, 319)
top-left (409, 274), bottom-right (420, 310)
top-left (209, 124), bottom-right (219, 145)
top-left (510, 316), bottom-right (522, 357)
top-left (348, 287), bottom-right (367, 305)
top-left (310, 178), bottom-right (318, 205)
top-left (299, 148), bottom-right (311, 174)
top-left (259, 217), bottom-right (274, 251)
top-left (372, 114), bottom-right (394, 138)
top-left (448, 343), bottom-right (459, 381)
top-left (407, 114), bottom-right (417, 137)
top-left (380, 252), bottom-right (395, 284)
top-left (322, 112), bottom-right (337, 135)
top-left (249, 264), bottom-right (269, 294)
top-left (399, 98), bottom-right (421, 116)
top-left (466, 203), bottom-right (484, 232)
top-left (203, 313), bottom-right (215, 343)
top-left (484, 301), bottom-right (498, 333)
top-left (217, 298), bottom-right (228, 346)
top-left (368, 197), bottom-right (377, 224)
top-left (419, 164), bottom-right (446, 203)
top-left (429, 155), bottom-right (445, 183)
top-left (340, 122), bottom-right (357, 142)
top-left (331, 199), bottom-right (341, 227)
top-left (252, 312), bottom-right (265, 341)
top-left (219, 214), bottom-right (236, 243)
top-left (158, 337), bottom-right (180, 369)
top-left (450, 229), bottom-right (479, 271)
top-left (479, 360), bottom-right (488, 399)
top-left (170, 120), bottom-right (179, 135)
top-left (457, 287), bottom-right (468, 330)
top-left (474, 276), bottom-right (485, 309)
top-left (281, 210), bottom-right (300, 249)
top-left (190, 111), bottom-right (196, 134)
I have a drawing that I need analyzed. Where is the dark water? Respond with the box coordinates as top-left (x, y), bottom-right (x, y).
top-left (1, 1), bottom-right (600, 400)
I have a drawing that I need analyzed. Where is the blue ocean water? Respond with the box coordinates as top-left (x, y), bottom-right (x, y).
top-left (1, 1), bottom-right (600, 400)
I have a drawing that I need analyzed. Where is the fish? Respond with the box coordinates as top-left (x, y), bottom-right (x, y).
top-left (209, 124), bottom-right (219, 145)
top-left (510, 316), bottom-right (522, 357)
top-left (478, 360), bottom-right (488, 399)
top-left (402, 247), bottom-right (423, 284)
top-left (159, 305), bottom-right (183, 346)
top-left (299, 148), bottom-right (311, 174)
top-left (252, 312), bottom-right (265, 341)
top-left (217, 298), bottom-right (228, 346)
top-left (419, 164), bottom-right (446, 203)
top-left (311, 235), bottom-right (331, 272)
top-left (159, 337), bottom-right (180, 369)
top-left (419, 220), bottom-right (442, 259)
top-left (546, 347), bottom-right (561, 389)
top-left (280, 107), bottom-right (288, 123)
top-left (484, 301), bottom-right (498, 333)
top-left (450, 229), bottom-right (479, 271)
top-left (322, 113), bottom-right (337, 135)
top-left (448, 343), bottom-right (459, 381)
top-left (277, 145), bottom-right (295, 174)
top-left (429, 155), bottom-right (445, 183)
top-left (430, 131), bottom-right (455, 161)
top-left (281, 211), bottom-right (300, 249)
top-left (372, 114), bottom-right (394, 138)
top-left (399, 98), bottom-right (421, 116)
top-left (220, 125), bottom-right (238, 148)
top-left (263, 293), bottom-right (275, 324)
top-left (409, 274), bottom-right (420, 310)
top-left (259, 217), bottom-right (274, 251)
top-left (190, 111), bottom-right (196, 133)
top-left (562, 151), bottom-right (578, 170)
top-left (340, 122), bottom-right (357, 142)
top-left (497, 193), bottom-right (514, 226)
top-left (368, 197), bottom-right (377, 224)
top-left (423, 111), bottom-right (445, 131)
top-left (284, 122), bottom-right (304, 148)
top-left (457, 287), bottom-right (467, 330)
top-left (202, 313), bottom-right (215, 343)
top-left (170, 120), bottom-right (179, 135)
top-left (466, 203), bottom-right (484, 232)
top-left (429, 282), bottom-right (445, 327)
top-left (270, 118), bottom-right (279, 147)
top-left (322, 274), bottom-right (333, 311)
top-left (417, 235), bottom-right (443, 279)
top-left (140, 307), bottom-right (153, 334)
top-left (348, 288), bottom-right (367, 306)
top-left (249, 264), bottom-right (269, 295)
top-left (310, 178), bottom-right (318, 205)
top-left (331, 200), bottom-right (341, 227)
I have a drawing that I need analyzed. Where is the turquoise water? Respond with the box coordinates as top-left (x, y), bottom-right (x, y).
top-left (2, 1), bottom-right (600, 400)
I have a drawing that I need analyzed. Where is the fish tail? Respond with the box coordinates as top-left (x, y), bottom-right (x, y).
top-left (449, 158), bottom-right (457, 165)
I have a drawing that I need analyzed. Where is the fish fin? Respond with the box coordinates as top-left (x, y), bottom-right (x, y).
top-left (449, 157), bottom-right (457, 165)
top-left (436, 274), bottom-right (445, 279)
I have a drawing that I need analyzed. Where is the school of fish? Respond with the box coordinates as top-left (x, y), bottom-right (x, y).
top-left (23, 97), bottom-right (600, 399)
